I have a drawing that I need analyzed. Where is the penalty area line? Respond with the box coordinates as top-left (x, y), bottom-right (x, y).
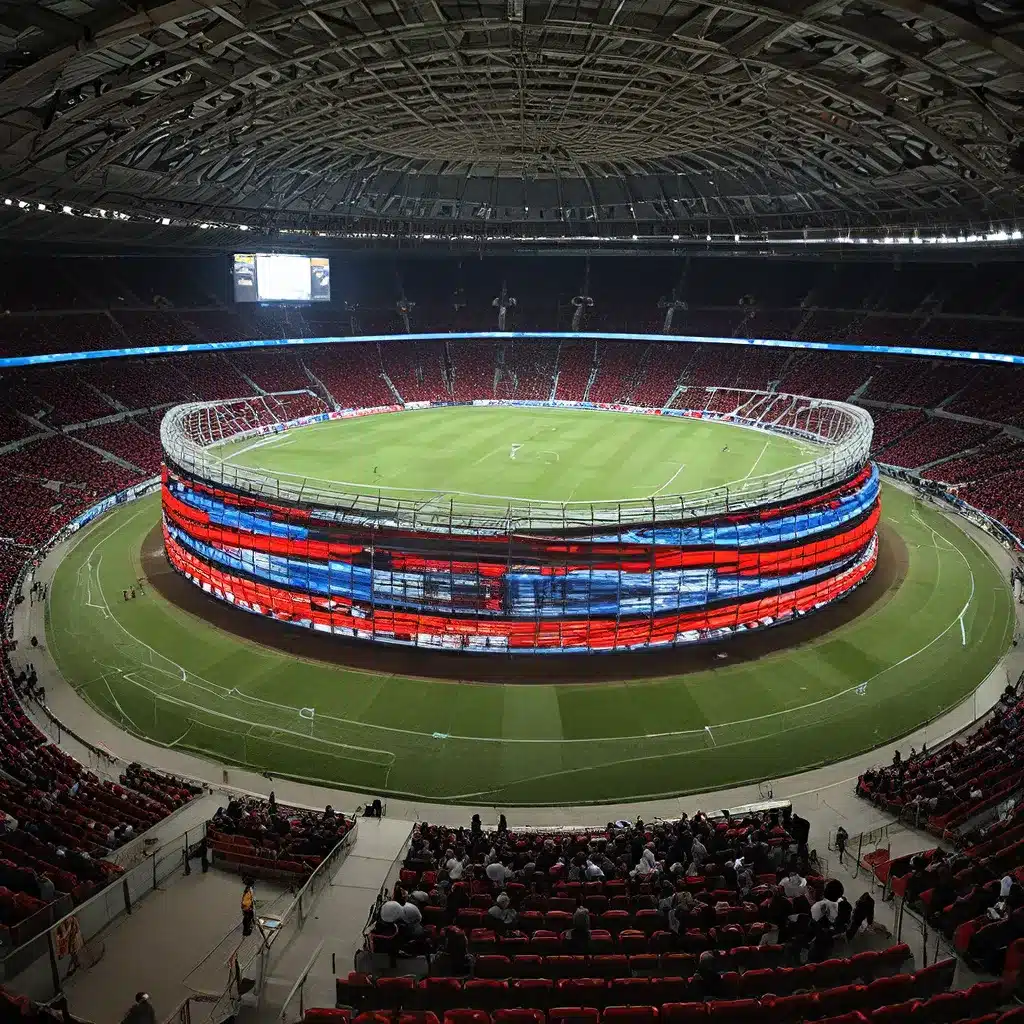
top-left (741, 439), bottom-right (772, 481)
top-left (648, 464), bottom-right (685, 498)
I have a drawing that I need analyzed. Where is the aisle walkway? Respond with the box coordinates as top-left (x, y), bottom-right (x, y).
top-left (259, 817), bottom-right (414, 1015)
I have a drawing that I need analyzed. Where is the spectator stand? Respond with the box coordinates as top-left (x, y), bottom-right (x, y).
top-left (173, 807), bottom-right (359, 1024)
top-left (854, 669), bottom-right (1024, 978)
top-left (1, 821), bottom-right (208, 997)
top-left (206, 797), bottom-right (357, 886)
top-left (356, 800), bottom-right (796, 979)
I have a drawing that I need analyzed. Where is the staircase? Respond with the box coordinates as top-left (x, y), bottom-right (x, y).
top-left (302, 362), bottom-right (338, 407)
top-left (382, 371), bottom-right (404, 405)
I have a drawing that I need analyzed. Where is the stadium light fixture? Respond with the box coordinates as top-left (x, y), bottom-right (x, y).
top-left (62, 205), bottom-right (73, 214)
top-left (17, 201), bottom-right (27, 208)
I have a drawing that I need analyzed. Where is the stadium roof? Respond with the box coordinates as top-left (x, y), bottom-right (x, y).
top-left (0, 0), bottom-right (1021, 243)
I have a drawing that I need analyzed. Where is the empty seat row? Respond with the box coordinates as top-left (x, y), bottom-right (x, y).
top-left (337, 957), bottom-right (951, 1015)
top-left (310, 980), bottom-right (1014, 1024)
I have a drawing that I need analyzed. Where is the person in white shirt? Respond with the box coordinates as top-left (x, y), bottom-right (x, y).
top-left (486, 859), bottom-right (512, 885)
top-left (487, 892), bottom-right (517, 931)
top-left (811, 897), bottom-right (839, 924)
top-left (632, 848), bottom-right (658, 879)
top-left (585, 858), bottom-right (604, 880)
top-left (690, 838), bottom-right (708, 869)
top-left (781, 869), bottom-right (808, 900)
top-left (445, 849), bottom-right (466, 881)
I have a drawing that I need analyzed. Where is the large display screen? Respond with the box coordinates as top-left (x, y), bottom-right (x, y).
top-left (161, 460), bottom-right (880, 654)
top-left (232, 253), bottom-right (330, 303)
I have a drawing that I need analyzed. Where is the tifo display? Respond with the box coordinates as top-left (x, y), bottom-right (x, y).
top-left (159, 394), bottom-right (879, 654)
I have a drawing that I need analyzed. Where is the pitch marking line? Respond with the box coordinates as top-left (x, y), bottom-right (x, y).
top-left (62, 488), bottom-right (987, 765)
top-left (741, 439), bottom-right (772, 481)
top-left (648, 464), bottom-right (686, 498)
top-left (103, 677), bottom-right (139, 732)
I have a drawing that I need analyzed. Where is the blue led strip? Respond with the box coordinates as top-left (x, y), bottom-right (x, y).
top-left (2, 330), bottom-right (1022, 369)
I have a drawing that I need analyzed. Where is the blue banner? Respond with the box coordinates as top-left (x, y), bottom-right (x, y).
top-left (2, 330), bottom-right (1021, 369)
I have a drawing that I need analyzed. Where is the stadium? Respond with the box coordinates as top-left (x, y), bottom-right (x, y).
top-left (0, 1), bottom-right (1021, 1024)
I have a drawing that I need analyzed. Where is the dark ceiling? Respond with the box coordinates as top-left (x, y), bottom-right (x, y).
top-left (0, 0), bottom-right (1022, 243)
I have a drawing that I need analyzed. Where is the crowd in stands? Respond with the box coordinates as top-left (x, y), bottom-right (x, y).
top-left (873, 419), bottom-right (999, 471)
top-left (0, 643), bottom-right (200, 947)
top-left (0, 333), bottom-right (1018, 550)
top-left (369, 809), bottom-right (884, 972)
top-left (856, 682), bottom-right (1024, 973)
top-left (206, 793), bottom-right (354, 882)
top-left (313, 809), bottom-right (1018, 1024)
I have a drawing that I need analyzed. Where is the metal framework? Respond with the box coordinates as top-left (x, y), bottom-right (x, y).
top-left (160, 389), bottom-right (874, 532)
top-left (0, 0), bottom-right (1021, 242)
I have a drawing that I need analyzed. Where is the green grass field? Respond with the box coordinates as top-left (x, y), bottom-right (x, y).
top-left (45, 407), bottom-right (1015, 805)
top-left (212, 406), bottom-right (819, 506)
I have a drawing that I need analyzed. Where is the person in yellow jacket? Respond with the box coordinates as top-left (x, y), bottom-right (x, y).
top-left (241, 884), bottom-right (255, 936)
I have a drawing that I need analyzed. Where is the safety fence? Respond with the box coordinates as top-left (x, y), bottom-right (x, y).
top-left (165, 823), bottom-right (357, 1024)
top-left (1, 824), bottom-right (207, 997)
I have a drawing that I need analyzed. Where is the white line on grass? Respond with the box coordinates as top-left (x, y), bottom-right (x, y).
top-left (103, 678), bottom-right (139, 732)
top-left (648, 464), bottom-right (686, 498)
top-left (168, 722), bottom-right (194, 748)
top-left (72, 498), bottom-right (980, 755)
top-left (222, 433), bottom-right (294, 464)
top-left (742, 439), bottom-right (772, 481)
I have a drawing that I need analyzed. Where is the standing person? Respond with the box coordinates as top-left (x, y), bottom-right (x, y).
top-left (241, 884), bottom-right (255, 936)
top-left (835, 826), bottom-right (849, 865)
top-left (120, 994), bottom-right (155, 1024)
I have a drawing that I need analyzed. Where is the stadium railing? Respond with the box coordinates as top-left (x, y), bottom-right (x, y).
top-left (0, 823), bottom-right (208, 998)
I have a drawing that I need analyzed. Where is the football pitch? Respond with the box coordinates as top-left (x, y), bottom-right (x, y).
top-left (211, 405), bottom-right (818, 506)
top-left (46, 406), bottom-right (1015, 805)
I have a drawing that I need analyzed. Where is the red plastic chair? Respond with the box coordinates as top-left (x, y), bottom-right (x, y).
top-left (549, 1010), bottom-right (601, 1024)
top-left (866, 1001), bottom-right (920, 1024)
top-left (659, 1005), bottom-right (707, 1024)
top-left (493, 1013), bottom-right (543, 1024)
top-left (603, 1009), bottom-right (659, 1024)
top-left (443, 1013), bottom-right (489, 1024)
top-left (475, 956), bottom-right (511, 980)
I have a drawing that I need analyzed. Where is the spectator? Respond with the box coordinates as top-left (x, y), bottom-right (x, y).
top-left (691, 951), bottom-right (723, 999)
top-left (781, 867), bottom-right (809, 900)
top-left (438, 925), bottom-right (471, 974)
top-left (241, 884), bottom-right (255, 936)
top-left (486, 892), bottom-right (517, 933)
top-left (484, 855), bottom-right (511, 887)
top-left (846, 891), bottom-right (876, 939)
top-left (631, 847), bottom-right (658, 879)
top-left (120, 994), bottom-right (155, 1024)
top-left (562, 907), bottom-right (591, 952)
top-left (445, 848), bottom-right (467, 881)
top-left (835, 825), bottom-right (848, 864)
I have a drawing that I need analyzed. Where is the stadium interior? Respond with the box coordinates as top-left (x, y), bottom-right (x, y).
top-left (0, 0), bottom-right (1023, 1021)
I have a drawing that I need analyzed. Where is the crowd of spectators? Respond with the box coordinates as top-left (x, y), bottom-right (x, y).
top-left (856, 683), bottom-right (1024, 971)
top-left (0, 642), bottom-right (200, 945)
top-left (206, 793), bottom-right (354, 880)
top-left (309, 811), bottom-right (1024, 1024)
top-left (872, 418), bottom-right (999, 470)
top-left (367, 808), bottom-right (891, 977)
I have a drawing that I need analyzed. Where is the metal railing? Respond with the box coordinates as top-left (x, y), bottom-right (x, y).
top-left (1, 823), bottom-right (207, 998)
top-left (278, 939), bottom-right (325, 1024)
top-left (168, 825), bottom-right (356, 1024)
top-left (161, 392), bottom-right (874, 531)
